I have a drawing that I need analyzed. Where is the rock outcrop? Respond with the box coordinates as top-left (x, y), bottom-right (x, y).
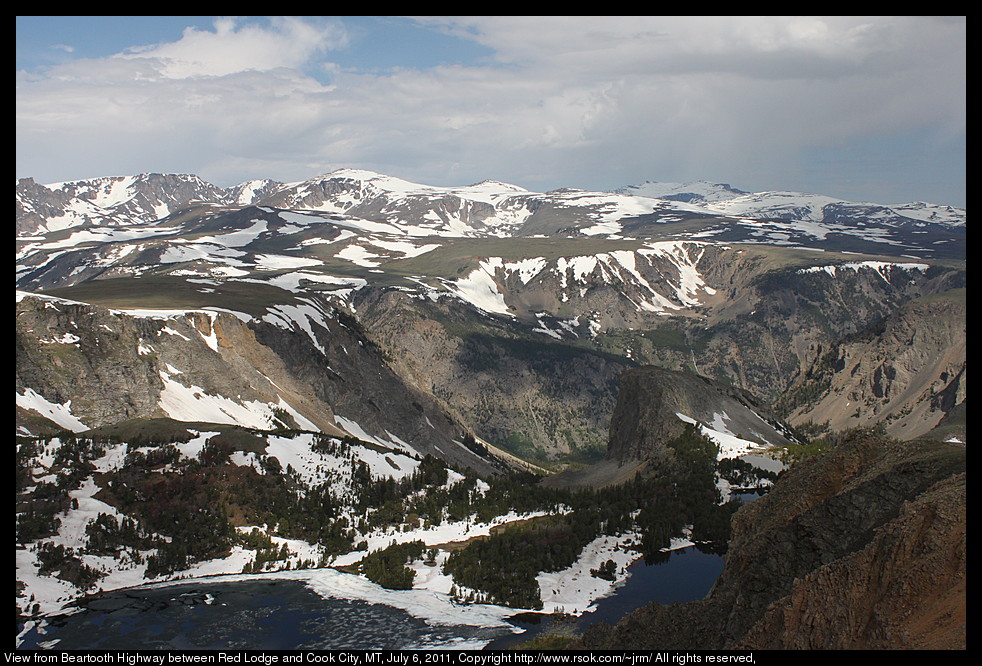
top-left (738, 470), bottom-right (965, 649)
top-left (605, 366), bottom-right (796, 462)
top-left (575, 428), bottom-right (966, 649)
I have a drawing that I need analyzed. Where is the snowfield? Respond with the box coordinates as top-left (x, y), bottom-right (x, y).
top-left (17, 388), bottom-right (88, 433)
top-left (676, 411), bottom-right (768, 459)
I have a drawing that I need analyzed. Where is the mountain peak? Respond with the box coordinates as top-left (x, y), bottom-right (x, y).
top-left (322, 168), bottom-right (391, 181)
top-left (466, 179), bottom-right (528, 192)
top-left (614, 180), bottom-right (748, 203)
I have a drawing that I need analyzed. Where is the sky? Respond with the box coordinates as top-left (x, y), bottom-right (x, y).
top-left (16, 16), bottom-right (966, 207)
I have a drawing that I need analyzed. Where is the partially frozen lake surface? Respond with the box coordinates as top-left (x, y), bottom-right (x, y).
top-left (16, 577), bottom-right (509, 650)
top-left (17, 545), bottom-right (724, 650)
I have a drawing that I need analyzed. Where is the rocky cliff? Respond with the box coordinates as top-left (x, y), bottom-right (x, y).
top-left (538, 365), bottom-right (797, 490)
top-left (687, 258), bottom-right (964, 409)
top-left (786, 289), bottom-right (966, 441)
top-left (575, 428), bottom-right (966, 649)
top-left (351, 286), bottom-right (633, 465)
top-left (605, 366), bottom-right (796, 462)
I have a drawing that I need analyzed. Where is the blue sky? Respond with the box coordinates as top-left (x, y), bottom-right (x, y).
top-left (15, 17), bottom-right (494, 77)
top-left (16, 16), bottom-right (966, 207)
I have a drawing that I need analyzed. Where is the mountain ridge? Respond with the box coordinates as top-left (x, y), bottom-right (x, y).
top-left (17, 170), bottom-right (966, 238)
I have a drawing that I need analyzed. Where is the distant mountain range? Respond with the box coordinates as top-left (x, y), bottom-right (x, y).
top-left (17, 170), bottom-right (965, 252)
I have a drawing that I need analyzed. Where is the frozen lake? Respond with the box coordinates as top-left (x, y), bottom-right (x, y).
top-left (16, 577), bottom-right (510, 650)
top-left (17, 544), bottom-right (724, 650)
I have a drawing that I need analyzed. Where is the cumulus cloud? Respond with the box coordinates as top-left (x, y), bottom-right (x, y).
top-left (16, 16), bottom-right (965, 205)
top-left (115, 16), bottom-right (348, 78)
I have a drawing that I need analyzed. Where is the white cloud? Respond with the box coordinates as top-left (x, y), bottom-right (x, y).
top-left (115, 16), bottom-right (347, 79)
top-left (16, 17), bottom-right (965, 205)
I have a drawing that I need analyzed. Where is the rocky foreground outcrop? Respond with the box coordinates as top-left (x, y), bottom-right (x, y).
top-left (575, 428), bottom-right (966, 649)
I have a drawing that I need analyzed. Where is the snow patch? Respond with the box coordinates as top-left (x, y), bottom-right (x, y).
top-left (16, 388), bottom-right (88, 432)
top-left (448, 259), bottom-right (512, 317)
top-left (676, 412), bottom-right (761, 460)
top-left (797, 261), bottom-right (929, 281)
top-left (157, 369), bottom-right (276, 430)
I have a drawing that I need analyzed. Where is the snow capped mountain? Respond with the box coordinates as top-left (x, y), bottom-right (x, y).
top-left (15, 165), bottom-right (964, 457)
top-left (16, 173), bottom-right (231, 236)
top-left (886, 201), bottom-right (965, 226)
top-left (616, 181), bottom-right (966, 229)
top-left (699, 190), bottom-right (967, 228)
top-left (15, 168), bottom-right (967, 305)
top-left (227, 178), bottom-right (284, 206)
top-left (615, 180), bottom-right (748, 203)
top-left (259, 169), bottom-right (532, 215)
top-left (18, 170), bottom-right (965, 249)
top-left (701, 190), bottom-right (846, 221)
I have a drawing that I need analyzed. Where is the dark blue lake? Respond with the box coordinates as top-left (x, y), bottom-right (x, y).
top-left (485, 545), bottom-right (724, 648)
